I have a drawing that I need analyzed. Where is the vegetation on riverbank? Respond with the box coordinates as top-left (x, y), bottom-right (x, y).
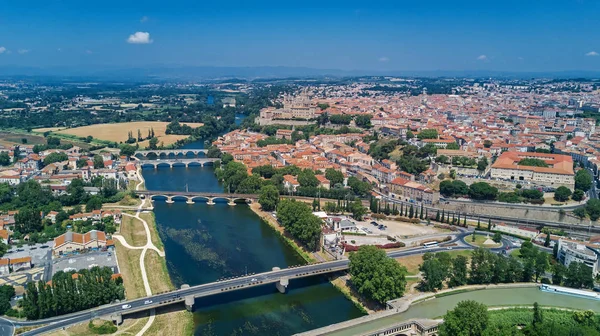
top-left (250, 203), bottom-right (315, 263)
top-left (439, 300), bottom-right (600, 336)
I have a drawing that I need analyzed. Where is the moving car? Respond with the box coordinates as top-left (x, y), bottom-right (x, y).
top-left (144, 300), bottom-right (153, 305)
top-left (121, 304), bottom-right (131, 310)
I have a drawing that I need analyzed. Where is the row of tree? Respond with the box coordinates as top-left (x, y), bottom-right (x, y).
top-left (275, 199), bottom-right (322, 251)
top-left (21, 267), bottom-right (125, 320)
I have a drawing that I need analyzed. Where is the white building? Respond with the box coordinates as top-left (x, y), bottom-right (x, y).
top-left (557, 239), bottom-right (598, 275)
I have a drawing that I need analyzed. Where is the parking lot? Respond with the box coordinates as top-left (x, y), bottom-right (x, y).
top-left (5, 242), bottom-right (54, 267)
top-left (52, 251), bottom-right (119, 276)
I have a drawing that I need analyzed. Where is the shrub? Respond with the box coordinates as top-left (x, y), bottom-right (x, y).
top-left (540, 277), bottom-right (551, 284)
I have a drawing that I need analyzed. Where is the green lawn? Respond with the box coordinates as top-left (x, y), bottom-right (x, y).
top-left (465, 234), bottom-right (502, 248)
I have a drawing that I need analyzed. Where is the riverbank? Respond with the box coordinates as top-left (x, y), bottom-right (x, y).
top-left (249, 202), bottom-right (380, 315)
top-left (249, 202), bottom-right (316, 263)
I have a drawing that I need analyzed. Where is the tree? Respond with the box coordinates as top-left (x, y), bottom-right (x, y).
top-left (533, 252), bottom-right (548, 282)
top-left (406, 130), bottom-right (414, 139)
top-left (85, 196), bottom-right (103, 212)
top-left (553, 186), bottom-right (572, 202)
top-left (571, 189), bottom-right (585, 202)
top-left (544, 234), bottom-right (551, 247)
top-left (439, 300), bottom-right (489, 336)
top-left (350, 200), bottom-right (367, 221)
top-left (575, 169), bottom-right (593, 192)
top-left (43, 152), bottom-right (68, 166)
top-left (417, 129), bottom-right (438, 140)
top-left (325, 168), bottom-right (344, 186)
top-left (0, 152), bottom-right (10, 166)
top-left (235, 174), bottom-right (263, 194)
top-left (573, 207), bottom-right (587, 219)
top-left (119, 144), bottom-right (137, 158)
top-left (476, 157), bottom-right (488, 173)
top-left (277, 200), bottom-right (322, 251)
top-left (440, 180), bottom-right (468, 197)
top-left (564, 261), bottom-right (594, 289)
top-left (532, 302), bottom-right (543, 328)
top-left (348, 246), bottom-right (407, 304)
top-left (487, 218), bottom-right (492, 231)
top-left (258, 185), bottom-right (279, 211)
top-left (15, 207), bottom-right (43, 234)
top-left (93, 155), bottom-right (105, 168)
top-left (552, 263), bottom-right (566, 285)
top-left (147, 137), bottom-right (159, 150)
top-left (492, 232), bottom-right (502, 243)
top-left (419, 258), bottom-right (446, 291)
top-left (446, 142), bottom-right (460, 150)
top-left (408, 204), bottom-right (414, 218)
top-left (468, 182), bottom-right (498, 200)
top-left (448, 255), bottom-right (468, 288)
top-left (298, 169), bottom-right (319, 188)
top-left (435, 210), bottom-right (440, 222)
top-left (585, 199), bottom-right (600, 221)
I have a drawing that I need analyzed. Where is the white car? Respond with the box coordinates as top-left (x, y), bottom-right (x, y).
top-left (251, 278), bottom-right (258, 282)
top-left (144, 300), bottom-right (153, 305)
top-left (121, 304), bottom-right (131, 310)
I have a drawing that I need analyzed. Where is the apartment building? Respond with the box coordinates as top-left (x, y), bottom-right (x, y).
top-left (388, 177), bottom-right (439, 205)
top-left (557, 239), bottom-right (598, 275)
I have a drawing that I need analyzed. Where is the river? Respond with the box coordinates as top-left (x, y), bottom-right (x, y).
top-left (141, 139), bottom-right (364, 335)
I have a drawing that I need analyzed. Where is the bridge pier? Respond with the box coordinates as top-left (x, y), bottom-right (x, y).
top-left (207, 198), bottom-right (215, 205)
top-left (186, 199), bottom-right (195, 205)
top-left (166, 196), bottom-right (174, 204)
top-left (228, 200), bottom-right (236, 206)
top-left (276, 277), bottom-right (289, 294)
top-left (111, 313), bottom-right (123, 325)
top-left (180, 284), bottom-right (195, 312)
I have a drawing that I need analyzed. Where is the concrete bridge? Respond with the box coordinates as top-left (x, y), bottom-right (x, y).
top-left (134, 149), bottom-right (208, 158)
top-left (134, 190), bottom-right (258, 205)
top-left (138, 158), bottom-right (219, 169)
top-left (14, 244), bottom-right (472, 335)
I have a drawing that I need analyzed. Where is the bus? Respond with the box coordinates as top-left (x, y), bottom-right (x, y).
top-left (423, 242), bottom-right (439, 248)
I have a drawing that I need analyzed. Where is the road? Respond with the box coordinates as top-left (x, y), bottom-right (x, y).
top-left (2, 233), bottom-right (490, 335)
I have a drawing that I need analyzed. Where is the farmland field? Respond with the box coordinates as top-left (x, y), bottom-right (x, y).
top-left (33, 127), bottom-right (66, 133)
top-left (54, 121), bottom-right (203, 146)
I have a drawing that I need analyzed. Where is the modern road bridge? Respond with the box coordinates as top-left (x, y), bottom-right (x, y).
top-left (134, 149), bottom-right (208, 158)
top-left (137, 158), bottom-right (219, 168)
top-left (12, 241), bottom-right (479, 335)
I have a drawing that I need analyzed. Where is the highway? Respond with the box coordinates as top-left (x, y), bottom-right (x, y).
top-left (2, 234), bottom-right (488, 335)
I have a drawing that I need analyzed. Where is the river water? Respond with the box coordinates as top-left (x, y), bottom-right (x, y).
top-left (142, 139), bottom-right (364, 335)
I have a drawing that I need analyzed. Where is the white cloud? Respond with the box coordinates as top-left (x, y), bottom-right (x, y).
top-left (0, 47), bottom-right (6, 54)
top-left (476, 55), bottom-right (488, 61)
top-left (585, 51), bottom-right (599, 56)
top-left (85, 49), bottom-right (93, 54)
top-left (127, 31), bottom-right (153, 44)
top-left (517, 56), bottom-right (524, 60)
top-left (140, 16), bottom-right (149, 23)
top-left (378, 56), bottom-right (389, 62)
top-left (17, 49), bottom-right (29, 54)
top-left (57, 48), bottom-right (62, 52)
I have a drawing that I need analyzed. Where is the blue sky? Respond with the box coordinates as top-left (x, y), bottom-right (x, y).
top-left (0, 0), bottom-right (599, 71)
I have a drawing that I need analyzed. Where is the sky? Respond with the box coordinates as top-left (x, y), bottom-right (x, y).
top-left (0, 0), bottom-right (599, 72)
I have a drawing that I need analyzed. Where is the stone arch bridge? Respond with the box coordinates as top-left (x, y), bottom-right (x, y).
top-left (138, 158), bottom-right (219, 168)
top-left (135, 149), bottom-right (209, 158)
top-left (134, 190), bottom-right (258, 205)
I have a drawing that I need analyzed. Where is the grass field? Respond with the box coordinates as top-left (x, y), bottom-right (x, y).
top-left (54, 121), bottom-right (203, 147)
top-left (0, 131), bottom-right (46, 146)
top-left (120, 215), bottom-right (147, 247)
top-left (397, 249), bottom-right (473, 275)
top-left (33, 127), bottom-right (66, 133)
top-left (114, 241), bottom-right (145, 300)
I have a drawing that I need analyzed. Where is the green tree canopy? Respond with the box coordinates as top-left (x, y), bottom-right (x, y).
top-left (575, 169), bottom-right (593, 192)
top-left (258, 185), bottom-right (279, 211)
top-left (554, 186), bottom-right (572, 202)
top-left (440, 300), bottom-right (489, 336)
top-left (349, 245), bottom-right (407, 304)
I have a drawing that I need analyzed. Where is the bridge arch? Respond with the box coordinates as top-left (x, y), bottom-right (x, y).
top-left (190, 196), bottom-right (211, 202)
top-left (150, 195), bottom-right (170, 201)
top-left (170, 195), bottom-right (190, 202)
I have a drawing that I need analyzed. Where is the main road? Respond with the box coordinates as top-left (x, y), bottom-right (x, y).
top-left (2, 233), bottom-right (495, 336)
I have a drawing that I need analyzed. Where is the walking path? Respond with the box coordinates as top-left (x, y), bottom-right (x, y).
top-left (113, 168), bottom-right (162, 336)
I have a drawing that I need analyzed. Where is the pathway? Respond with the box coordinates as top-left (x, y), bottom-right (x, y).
top-left (113, 167), bottom-right (162, 336)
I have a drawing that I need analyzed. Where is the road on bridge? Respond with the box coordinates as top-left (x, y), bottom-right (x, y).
top-left (6, 233), bottom-right (498, 335)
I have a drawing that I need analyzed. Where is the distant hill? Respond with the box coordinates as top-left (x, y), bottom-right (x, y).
top-left (0, 65), bottom-right (599, 80)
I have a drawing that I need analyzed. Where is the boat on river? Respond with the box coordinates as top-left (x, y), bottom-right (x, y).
top-left (540, 284), bottom-right (600, 301)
